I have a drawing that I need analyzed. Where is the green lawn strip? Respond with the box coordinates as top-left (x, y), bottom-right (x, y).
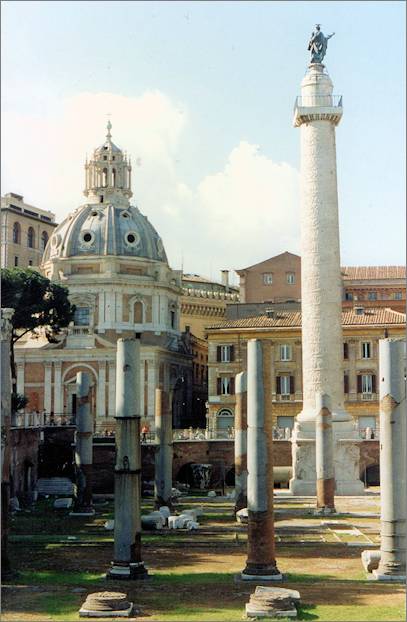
top-left (297, 604), bottom-right (405, 621)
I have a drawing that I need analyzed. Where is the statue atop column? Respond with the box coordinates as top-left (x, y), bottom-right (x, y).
top-left (308, 24), bottom-right (335, 64)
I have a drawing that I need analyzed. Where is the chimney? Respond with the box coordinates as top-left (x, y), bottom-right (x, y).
top-left (221, 270), bottom-right (230, 292)
top-left (265, 308), bottom-right (275, 319)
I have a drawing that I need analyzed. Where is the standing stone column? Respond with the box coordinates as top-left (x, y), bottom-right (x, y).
top-left (315, 393), bottom-right (335, 512)
top-left (1, 308), bottom-right (14, 578)
top-left (234, 371), bottom-right (247, 513)
top-left (373, 339), bottom-right (406, 581)
top-left (290, 56), bottom-right (364, 496)
top-left (71, 372), bottom-right (94, 515)
top-left (154, 387), bottom-right (173, 508)
top-left (242, 340), bottom-right (281, 581)
top-left (107, 336), bottom-right (148, 580)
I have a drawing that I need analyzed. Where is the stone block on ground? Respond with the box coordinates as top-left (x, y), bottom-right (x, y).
top-left (158, 506), bottom-right (170, 520)
top-left (54, 497), bottom-right (73, 509)
top-left (207, 490), bottom-right (217, 497)
top-left (168, 515), bottom-right (184, 529)
top-left (141, 512), bottom-right (165, 530)
top-left (236, 507), bottom-right (248, 524)
top-left (186, 520), bottom-right (199, 530)
top-left (245, 586), bottom-right (300, 619)
top-left (104, 520), bottom-right (115, 531)
top-left (361, 549), bottom-right (381, 573)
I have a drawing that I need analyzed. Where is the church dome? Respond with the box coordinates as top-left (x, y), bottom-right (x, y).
top-left (43, 203), bottom-right (167, 263)
top-left (42, 122), bottom-right (167, 264)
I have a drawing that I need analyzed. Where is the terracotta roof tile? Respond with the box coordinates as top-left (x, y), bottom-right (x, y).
top-left (206, 308), bottom-right (406, 331)
top-left (341, 266), bottom-right (406, 280)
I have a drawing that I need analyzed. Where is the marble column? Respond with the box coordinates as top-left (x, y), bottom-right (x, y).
top-left (154, 388), bottom-right (173, 508)
top-left (16, 362), bottom-right (24, 397)
top-left (53, 363), bottom-right (62, 417)
top-left (290, 61), bottom-right (364, 496)
top-left (108, 361), bottom-right (116, 419)
top-left (234, 371), bottom-right (247, 513)
top-left (71, 372), bottom-right (94, 515)
top-left (107, 336), bottom-right (148, 580)
top-left (373, 339), bottom-right (406, 581)
top-left (1, 309), bottom-right (14, 577)
top-left (96, 362), bottom-right (106, 419)
top-left (44, 364), bottom-right (52, 416)
top-left (315, 393), bottom-right (335, 513)
top-left (241, 340), bottom-right (281, 581)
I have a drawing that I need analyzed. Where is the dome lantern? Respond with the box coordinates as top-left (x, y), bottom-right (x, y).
top-left (84, 121), bottom-right (132, 206)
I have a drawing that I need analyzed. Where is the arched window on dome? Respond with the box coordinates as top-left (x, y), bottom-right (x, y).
top-left (27, 227), bottom-right (35, 248)
top-left (134, 301), bottom-right (143, 324)
top-left (40, 231), bottom-right (49, 252)
top-left (112, 168), bottom-right (116, 187)
top-left (102, 168), bottom-right (108, 188)
top-left (12, 222), bottom-right (20, 244)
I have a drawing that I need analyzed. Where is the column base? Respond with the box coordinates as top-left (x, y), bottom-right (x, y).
top-left (106, 562), bottom-right (149, 581)
top-left (371, 570), bottom-right (406, 582)
top-left (241, 564), bottom-right (282, 582)
top-left (240, 571), bottom-right (283, 582)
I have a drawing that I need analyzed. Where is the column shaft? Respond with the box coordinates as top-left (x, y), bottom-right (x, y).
top-left (108, 336), bottom-right (147, 580)
top-left (315, 393), bottom-right (335, 510)
top-left (234, 371), bottom-right (247, 513)
top-left (374, 339), bottom-right (406, 579)
top-left (154, 388), bottom-right (173, 508)
top-left (242, 339), bottom-right (281, 580)
top-left (73, 372), bottom-right (94, 514)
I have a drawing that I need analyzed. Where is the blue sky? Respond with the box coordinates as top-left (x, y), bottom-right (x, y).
top-left (2, 1), bottom-right (405, 280)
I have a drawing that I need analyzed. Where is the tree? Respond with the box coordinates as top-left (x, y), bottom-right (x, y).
top-left (1, 268), bottom-right (75, 405)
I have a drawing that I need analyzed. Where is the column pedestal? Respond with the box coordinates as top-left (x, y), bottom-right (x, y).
top-left (290, 420), bottom-right (364, 496)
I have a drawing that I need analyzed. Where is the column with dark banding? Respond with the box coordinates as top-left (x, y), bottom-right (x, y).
top-left (241, 339), bottom-right (281, 581)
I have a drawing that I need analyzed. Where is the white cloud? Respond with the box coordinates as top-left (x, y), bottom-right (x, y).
top-left (2, 91), bottom-right (300, 281)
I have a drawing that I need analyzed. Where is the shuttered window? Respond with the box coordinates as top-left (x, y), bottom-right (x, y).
top-left (276, 376), bottom-right (294, 395)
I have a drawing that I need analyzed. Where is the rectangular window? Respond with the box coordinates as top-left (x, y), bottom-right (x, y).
top-left (345, 292), bottom-right (353, 301)
top-left (170, 310), bottom-right (175, 329)
top-left (74, 307), bottom-right (90, 326)
top-left (344, 374), bottom-right (349, 394)
top-left (276, 375), bottom-right (295, 396)
top-left (361, 374), bottom-right (373, 394)
top-left (263, 273), bottom-right (273, 285)
top-left (280, 344), bottom-right (292, 361)
top-left (14, 256), bottom-right (18, 266)
top-left (368, 292), bottom-right (377, 301)
top-left (361, 342), bottom-right (371, 359)
top-left (217, 377), bottom-right (235, 396)
top-left (394, 292), bottom-right (403, 300)
top-left (359, 415), bottom-right (376, 430)
top-left (277, 416), bottom-right (294, 430)
top-left (217, 345), bottom-right (235, 363)
top-left (286, 273), bottom-right (295, 284)
top-left (28, 260), bottom-right (33, 266)
top-left (343, 343), bottom-right (349, 359)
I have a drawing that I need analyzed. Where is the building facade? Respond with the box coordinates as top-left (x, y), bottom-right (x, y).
top-left (205, 307), bottom-right (406, 437)
top-left (1, 193), bottom-right (57, 269)
top-left (236, 252), bottom-right (405, 312)
top-left (180, 271), bottom-right (239, 339)
top-left (14, 123), bottom-right (192, 432)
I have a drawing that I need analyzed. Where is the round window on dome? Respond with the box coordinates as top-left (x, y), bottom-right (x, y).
top-left (51, 234), bottom-right (61, 247)
top-left (125, 231), bottom-right (140, 247)
top-left (80, 231), bottom-right (95, 245)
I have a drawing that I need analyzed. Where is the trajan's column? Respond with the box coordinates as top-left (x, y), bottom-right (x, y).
top-left (290, 25), bottom-right (364, 496)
